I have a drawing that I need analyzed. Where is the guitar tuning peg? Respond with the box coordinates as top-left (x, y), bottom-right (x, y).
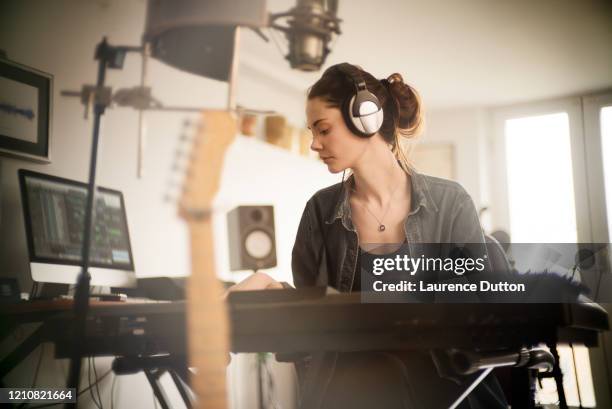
top-left (165, 179), bottom-right (183, 191)
top-left (171, 160), bottom-right (186, 172)
top-left (179, 133), bottom-right (192, 142)
top-left (163, 179), bottom-right (183, 201)
top-left (170, 166), bottom-right (193, 181)
top-left (182, 118), bottom-right (202, 131)
top-left (173, 147), bottom-right (190, 160)
top-left (174, 143), bottom-right (197, 156)
top-left (162, 193), bottom-right (177, 204)
top-left (170, 154), bottom-right (189, 170)
top-left (165, 178), bottom-right (192, 196)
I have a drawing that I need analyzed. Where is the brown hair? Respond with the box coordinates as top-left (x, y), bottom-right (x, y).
top-left (307, 63), bottom-right (424, 170)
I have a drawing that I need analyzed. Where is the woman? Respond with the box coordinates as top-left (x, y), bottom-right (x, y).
top-left (230, 63), bottom-right (507, 409)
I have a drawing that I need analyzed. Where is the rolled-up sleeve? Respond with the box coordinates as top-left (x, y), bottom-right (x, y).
top-left (450, 191), bottom-right (491, 271)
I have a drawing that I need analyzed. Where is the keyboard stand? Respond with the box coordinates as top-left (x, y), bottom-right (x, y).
top-left (112, 355), bottom-right (192, 409)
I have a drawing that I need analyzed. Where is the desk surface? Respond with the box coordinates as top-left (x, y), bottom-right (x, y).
top-left (1, 298), bottom-right (167, 327)
top-left (1, 292), bottom-right (610, 358)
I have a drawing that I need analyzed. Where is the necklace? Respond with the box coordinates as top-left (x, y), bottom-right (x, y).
top-left (351, 179), bottom-right (403, 232)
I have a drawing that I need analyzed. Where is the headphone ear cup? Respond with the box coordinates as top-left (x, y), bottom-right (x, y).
top-left (358, 105), bottom-right (384, 135)
top-left (343, 94), bottom-right (384, 138)
top-left (341, 95), bottom-right (382, 138)
top-left (342, 95), bottom-right (370, 138)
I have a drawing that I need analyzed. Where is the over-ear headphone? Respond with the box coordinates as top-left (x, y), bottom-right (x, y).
top-left (336, 63), bottom-right (384, 138)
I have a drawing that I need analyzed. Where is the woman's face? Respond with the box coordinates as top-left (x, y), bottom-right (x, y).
top-left (306, 97), bottom-right (369, 174)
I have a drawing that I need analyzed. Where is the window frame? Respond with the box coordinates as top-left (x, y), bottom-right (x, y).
top-left (489, 96), bottom-right (590, 243)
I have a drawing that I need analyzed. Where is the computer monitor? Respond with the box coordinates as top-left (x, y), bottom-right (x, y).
top-left (18, 169), bottom-right (136, 287)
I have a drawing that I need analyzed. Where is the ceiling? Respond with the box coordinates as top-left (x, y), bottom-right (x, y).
top-left (239, 0), bottom-right (612, 111)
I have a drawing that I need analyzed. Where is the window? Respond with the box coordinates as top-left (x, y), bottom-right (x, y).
top-left (504, 113), bottom-right (578, 243)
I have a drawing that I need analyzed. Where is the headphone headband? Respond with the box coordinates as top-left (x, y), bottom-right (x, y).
top-left (333, 63), bottom-right (384, 138)
top-left (336, 63), bottom-right (364, 90)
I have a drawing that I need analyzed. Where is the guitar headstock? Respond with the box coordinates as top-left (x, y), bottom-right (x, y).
top-left (177, 110), bottom-right (237, 222)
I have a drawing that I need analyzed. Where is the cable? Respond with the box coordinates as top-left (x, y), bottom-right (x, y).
top-left (594, 267), bottom-right (604, 302)
top-left (110, 374), bottom-right (118, 409)
top-left (29, 281), bottom-right (37, 299)
top-left (31, 344), bottom-right (45, 387)
top-left (267, 27), bottom-right (287, 60)
top-left (79, 368), bottom-right (112, 399)
top-left (263, 355), bottom-right (282, 409)
top-left (87, 358), bottom-right (97, 409)
top-left (92, 357), bottom-right (104, 408)
top-left (87, 358), bottom-right (102, 409)
top-left (569, 343), bottom-right (584, 408)
top-left (480, 379), bottom-right (509, 408)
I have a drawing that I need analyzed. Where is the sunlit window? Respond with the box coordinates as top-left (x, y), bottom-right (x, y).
top-left (504, 113), bottom-right (578, 243)
top-left (504, 111), bottom-right (594, 407)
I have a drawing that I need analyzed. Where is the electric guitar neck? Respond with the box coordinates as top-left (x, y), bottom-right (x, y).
top-left (178, 111), bottom-right (237, 409)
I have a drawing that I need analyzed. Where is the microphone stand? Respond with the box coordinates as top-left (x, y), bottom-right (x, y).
top-left (64, 30), bottom-right (243, 406)
top-left (65, 37), bottom-right (142, 408)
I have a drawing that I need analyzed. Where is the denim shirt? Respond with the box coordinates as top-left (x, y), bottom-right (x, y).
top-left (292, 167), bottom-right (489, 292)
top-left (290, 168), bottom-right (506, 409)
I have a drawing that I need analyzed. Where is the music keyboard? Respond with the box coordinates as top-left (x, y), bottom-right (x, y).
top-left (46, 288), bottom-right (609, 358)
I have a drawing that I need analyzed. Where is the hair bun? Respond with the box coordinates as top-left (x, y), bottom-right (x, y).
top-left (386, 73), bottom-right (404, 84)
top-left (385, 72), bottom-right (423, 136)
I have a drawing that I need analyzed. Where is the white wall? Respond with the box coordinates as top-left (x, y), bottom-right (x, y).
top-left (419, 107), bottom-right (492, 229)
top-left (0, 1), bottom-right (339, 408)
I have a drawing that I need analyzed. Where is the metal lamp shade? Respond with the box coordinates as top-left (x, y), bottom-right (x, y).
top-left (143, 0), bottom-right (267, 81)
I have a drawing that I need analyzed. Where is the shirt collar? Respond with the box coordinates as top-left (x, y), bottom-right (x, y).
top-left (325, 165), bottom-right (439, 228)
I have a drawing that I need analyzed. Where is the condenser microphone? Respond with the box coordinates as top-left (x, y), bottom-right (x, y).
top-left (270, 0), bottom-right (342, 71)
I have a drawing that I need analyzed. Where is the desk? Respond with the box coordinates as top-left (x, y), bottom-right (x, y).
top-left (0, 299), bottom-right (166, 380)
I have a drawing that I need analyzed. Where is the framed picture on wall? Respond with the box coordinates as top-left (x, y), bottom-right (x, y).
top-left (0, 58), bottom-right (52, 163)
top-left (411, 142), bottom-right (456, 180)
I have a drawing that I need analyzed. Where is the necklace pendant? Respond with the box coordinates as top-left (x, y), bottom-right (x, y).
top-left (378, 224), bottom-right (386, 232)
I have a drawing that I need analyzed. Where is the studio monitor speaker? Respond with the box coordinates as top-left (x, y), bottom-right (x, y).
top-left (227, 205), bottom-right (277, 271)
